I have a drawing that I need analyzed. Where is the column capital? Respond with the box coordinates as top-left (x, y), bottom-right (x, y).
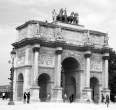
top-left (102, 46), bottom-right (109, 54)
top-left (55, 47), bottom-right (63, 55)
top-left (102, 53), bottom-right (109, 60)
top-left (84, 50), bottom-right (91, 58)
top-left (33, 44), bottom-right (40, 53)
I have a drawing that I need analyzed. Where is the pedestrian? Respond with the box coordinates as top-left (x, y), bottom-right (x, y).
top-left (101, 94), bottom-right (105, 103)
top-left (47, 93), bottom-right (51, 102)
top-left (63, 93), bottom-right (67, 102)
top-left (23, 92), bottom-right (27, 103)
top-left (69, 94), bottom-right (74, 103)
top-left (2, 92), bottom-right (5, 100)
top-left (105, 95), bottom-right (110, 107)
top-left (27, 91), bottom-right (30, 104)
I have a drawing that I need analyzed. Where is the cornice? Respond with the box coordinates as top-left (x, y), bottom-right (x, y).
top-left (15, 65), bottom-right (32, 69)
top-left (12, 37), bottom-right (108, 54)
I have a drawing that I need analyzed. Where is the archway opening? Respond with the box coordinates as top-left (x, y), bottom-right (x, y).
top-left (61, 57), bottom-right (80, 102)
top-left (38, 73), bottom-right (50, 102)
top-left (17, 73), bottom-right (24, 101)
top-left (90, 77), bottom-right (99, 103)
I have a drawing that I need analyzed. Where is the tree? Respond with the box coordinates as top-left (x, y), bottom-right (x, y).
top-left (109, 48), bottom-right (116, 102)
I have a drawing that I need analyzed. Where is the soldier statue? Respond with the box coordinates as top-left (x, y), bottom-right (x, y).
top-left (52, 9), bottom-right (57, 22)
top-left (73, 13), bottom-right (79, 24)
top-left (67, 12), bottom-right (74, 24)
top-left (63, 8), bottom-right (68, 23)
top-left (56, 8), bottom-right (64, 21)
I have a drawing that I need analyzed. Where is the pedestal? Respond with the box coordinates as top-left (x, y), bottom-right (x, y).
top-left (82, 87), bottom-right (92, 102)
top-left (101, 88), bottom-right (110, 97)
top-left (30, 86), bottom-right (40, 102)
top-left (51, 87), bottom-right (63, 102)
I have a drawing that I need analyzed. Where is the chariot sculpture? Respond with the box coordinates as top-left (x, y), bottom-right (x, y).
top-left (52, 8), bottom-right (79, 25)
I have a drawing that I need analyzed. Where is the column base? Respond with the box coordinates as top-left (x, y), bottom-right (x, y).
top-left (82, 87), bottom-right (92, 102)
top-left (51, 87), bottom-right (63, 102)
top-left (8, 101), bottom-right (15, 105)
top-left (30, 86), bottom-right (40, 102)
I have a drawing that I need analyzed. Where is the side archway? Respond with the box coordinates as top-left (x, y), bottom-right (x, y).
top-left (38, 73), bottom-right (50, 102)
top-left (17, 73), bottom-right (24, 101)
top-left (90, 77), bottom-right (100, 103)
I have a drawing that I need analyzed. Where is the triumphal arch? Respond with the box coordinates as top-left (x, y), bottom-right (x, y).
top-left (12, 9), bottom-right (110, 103)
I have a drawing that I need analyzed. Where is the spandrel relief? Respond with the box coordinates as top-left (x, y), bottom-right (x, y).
top-left (39, 54), bottom-right (55, 67)
top-left (90, 54), bottom-right (102, 72)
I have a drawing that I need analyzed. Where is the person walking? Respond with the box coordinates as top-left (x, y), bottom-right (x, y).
top-left (105, 95), bottom-right (110, 107)
top-left (23, 92), bottom-right (27, 103)
top-left (101, 94), bottom-right (105, 103)
top-left (47, 93), bottom-right (51, 102)
top-left (2, 92), bottom-right (5, 100)
top-left (69, 94), bottom-right (74, 103)
top-left (63, 93), bottom-right (67, 102)
top-left (27, 91), bottom-right (30, 104)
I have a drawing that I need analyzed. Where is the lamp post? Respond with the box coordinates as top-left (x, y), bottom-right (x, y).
top-left (8, 48), bottom-right (16, 105)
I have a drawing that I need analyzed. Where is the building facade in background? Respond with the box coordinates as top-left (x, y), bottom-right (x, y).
top-left (0, 85), bottom-right (10, 98)
top-left (12, 10), bottom-right (110, 103)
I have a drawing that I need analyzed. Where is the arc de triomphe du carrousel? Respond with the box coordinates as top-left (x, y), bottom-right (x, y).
top-left (12, 9), bottom-right (110, 103)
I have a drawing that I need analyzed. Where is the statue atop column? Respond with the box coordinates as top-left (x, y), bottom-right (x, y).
top-left (52, 8), bottom-right (79, 25)
top-left (104, 33), bottom-right (109, 47)
top-left (52, 9), bottom-right (57, 22)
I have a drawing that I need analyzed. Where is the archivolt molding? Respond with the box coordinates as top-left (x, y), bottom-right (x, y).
top-left (61, 50), bottom-right (85, 70)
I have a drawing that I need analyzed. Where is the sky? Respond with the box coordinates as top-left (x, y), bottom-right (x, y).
top-left (0, 0), bottom-right (116, 85)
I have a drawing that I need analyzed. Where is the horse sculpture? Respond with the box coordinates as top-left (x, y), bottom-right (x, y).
top-left (67, 12), bottom-right (74, 24)
top-left (73, 13), bottom-right (79, 24)
top-left (56, 8), bottom-right (64, 22)
top-left (56, 8), bottom-right (68, 23)
top-left (55, 9), bottom-right (79, 25)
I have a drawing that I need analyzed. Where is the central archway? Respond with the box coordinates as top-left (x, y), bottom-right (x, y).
top-left (61, 57), bottom-right (80, 102)
top-left (38, 73), bottom-right (50, 102)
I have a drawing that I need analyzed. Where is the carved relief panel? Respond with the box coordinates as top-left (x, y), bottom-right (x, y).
top-left (90, 35), bottom-right (104, 48)
top-left (40, 26), bottom-right (55, 41)
top-left (18, 28), bottom-right (28, 41)
top-left (39, 47), bottom-right (55, 68)
top-left (90, 54), bottom-right (102, 72)
top-left (16, 49), bottom-right (25, 66)
top-left (39, 54), bottom-right (55, 67)
top-left (62, 30), bottom-right (85, 46)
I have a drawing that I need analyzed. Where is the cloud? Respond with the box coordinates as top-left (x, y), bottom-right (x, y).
top-left (0, 26), bottom-right (17, 85)
top-left (0, 0), bottom-right (116, 85)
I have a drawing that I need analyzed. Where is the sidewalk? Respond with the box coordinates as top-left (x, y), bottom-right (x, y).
top-left (0, 99), bottom-right (116, 110)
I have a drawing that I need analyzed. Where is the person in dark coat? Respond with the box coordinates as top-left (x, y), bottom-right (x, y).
top-left (105, 95), bottom-right (110, 107)
top-left (27, 91), bottom-right (30, 104)
top-left (69, 94), bottom-right (74, 103)
top-left (101, 94), bottom-right (105, 103)
top-left (23, 92), bottom-right (27, 103)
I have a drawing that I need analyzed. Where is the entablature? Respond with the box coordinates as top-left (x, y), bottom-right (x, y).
top-left (12, 37), bottom-right (110, 54)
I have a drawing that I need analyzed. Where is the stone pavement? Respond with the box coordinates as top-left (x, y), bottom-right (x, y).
top-left (0, 99), bottom-right (116, 110)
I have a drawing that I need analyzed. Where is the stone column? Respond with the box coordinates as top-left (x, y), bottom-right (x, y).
top-left (52, 47), bottom-right (63, 102)
top-left (24, 46), bottom-right (30, 92)
top-left (82, 50), bottom-right (92, 102)
top-left (85, 51), bottom-right (91, 87)
top-left (102, 52), bottom-right (110, 96)
top-left (30, 44), bottom-right (40, 102)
